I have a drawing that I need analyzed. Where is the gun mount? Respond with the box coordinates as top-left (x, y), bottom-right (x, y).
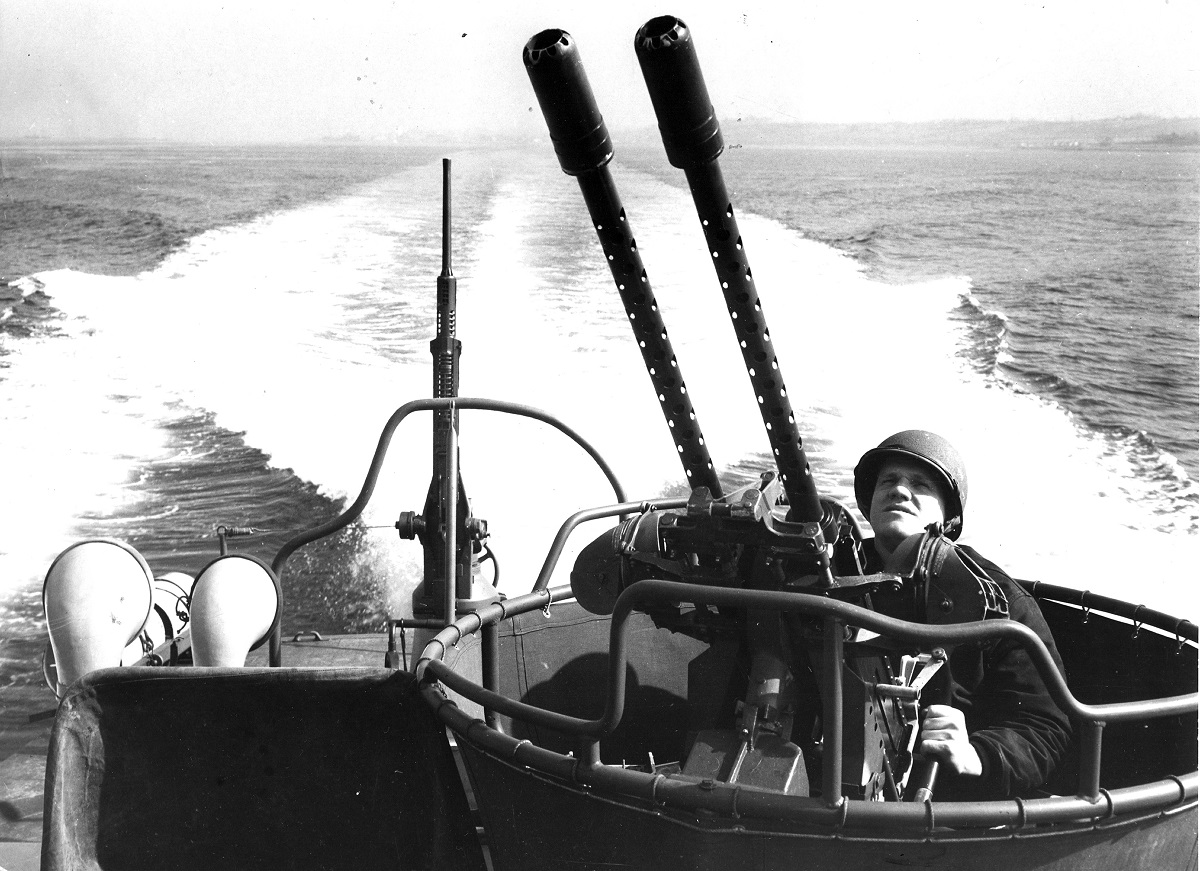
top-left (524, 16), bottom-right (1024, 803)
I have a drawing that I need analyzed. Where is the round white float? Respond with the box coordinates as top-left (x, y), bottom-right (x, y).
top-left (43, 539), bottom-right (154, 695)
top-left (189, 555), bottom-right (279, 667)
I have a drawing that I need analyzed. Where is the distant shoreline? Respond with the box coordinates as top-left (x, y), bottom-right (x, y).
top-left (3, 117), bottom-right (1198, 151)
top-left (676, 117), bottom-right (1200, 152)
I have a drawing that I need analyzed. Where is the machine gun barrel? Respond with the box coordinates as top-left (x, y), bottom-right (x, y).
top-left (433, 158), bottom-right (459, 404)
top-left (634, 16), bottom-right (822, 523)
top-left (418, 158), bottom-right (475, 617)
top-left (523, 29), bottom-right (723, 497)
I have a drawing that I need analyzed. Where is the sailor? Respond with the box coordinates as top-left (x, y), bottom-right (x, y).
top-left (854, 430), bottom-right (1073, 799)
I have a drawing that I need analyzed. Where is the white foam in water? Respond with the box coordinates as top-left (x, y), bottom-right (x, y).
top-left (3, 150), bottom-right (1195, 621)
top-left (737, 212), bottom-right (1196, 612)
top-left (606, 168), bottom-right (1196, 613)
top-left (0, 293), bottom-right (171, 591)
top-left (451, 174), bottom-right (682, 586)
top-left (2, 172), bottom-right (445, 609)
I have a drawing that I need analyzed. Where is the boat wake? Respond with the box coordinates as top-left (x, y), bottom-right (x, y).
top-left (0, 150), bottom-right (1193, 620)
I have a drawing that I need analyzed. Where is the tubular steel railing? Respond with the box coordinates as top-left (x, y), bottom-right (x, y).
top-left (417, 576), bottom-right (1198, 830)
top-left (269, 397), bottom-right (628, 666)
top-left (530, 498), bottom-right (689, 593)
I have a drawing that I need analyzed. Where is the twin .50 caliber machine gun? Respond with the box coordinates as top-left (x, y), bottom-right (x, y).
top-left (525, 17), bottom-right (1005, 802)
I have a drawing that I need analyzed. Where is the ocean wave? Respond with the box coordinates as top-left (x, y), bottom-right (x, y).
top-left (0, 275), bottom-right (46, 299)
top-left (954, 291), bottom-right (1010, 375)
top-left (808, 226), bottom-right (884, 262)
top-left (1112, 427), bottom-right (1198, 506)
top-left (3, 199), bottom-right (192, 279)
top-left (996, 360), bottom-right (1081, 401)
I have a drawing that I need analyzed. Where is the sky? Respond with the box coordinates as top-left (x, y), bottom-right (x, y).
top-left (1, 0), bottom-right (1197, 143)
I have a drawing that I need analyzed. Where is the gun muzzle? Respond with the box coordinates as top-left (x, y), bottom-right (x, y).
top-left (635, 16), bottom-right (823, 523)
top-left (634, 16), bottom-right (723, 169)
top-left (523, 30), bottom-right (614, 176)
top-left (524, 28), bottom-right (723, 497)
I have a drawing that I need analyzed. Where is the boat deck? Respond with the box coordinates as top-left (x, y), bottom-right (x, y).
top-left (0, 632), bottom-right (393, 871)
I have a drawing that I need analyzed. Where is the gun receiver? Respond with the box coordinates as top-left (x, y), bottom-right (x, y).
top-left (635, 17), bottom-right (823, 524)
top-left (523, 29), bottom-right (723, 498)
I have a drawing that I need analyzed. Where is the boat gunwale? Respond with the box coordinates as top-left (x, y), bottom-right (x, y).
top-left (417, 579), bottom-right (1199, 834)
top-left (451, 726), bottom-right (1196, 841)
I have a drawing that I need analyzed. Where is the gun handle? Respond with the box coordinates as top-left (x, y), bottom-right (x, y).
top-left (909, 759), bottom-right (939, 803)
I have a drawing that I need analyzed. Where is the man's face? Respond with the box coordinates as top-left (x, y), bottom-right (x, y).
top-left (869, 457), bottom-right (947, 554)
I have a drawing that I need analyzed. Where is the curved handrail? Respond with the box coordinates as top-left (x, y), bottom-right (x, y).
top-left (530, 498), bottom-right (689, 593)
top-left (266, 397), bottom-right (628, 665)
top-left (421, 580), bottom-right (1195, 737)
top-left (418, 578), bottom-right (1198, 813)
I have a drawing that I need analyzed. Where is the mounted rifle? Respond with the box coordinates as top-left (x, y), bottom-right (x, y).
top-left (399, 159), bottom-right (498, 622)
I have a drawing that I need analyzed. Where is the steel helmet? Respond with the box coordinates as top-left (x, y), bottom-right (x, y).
top-left (853, 430), bottom-right (968, 539)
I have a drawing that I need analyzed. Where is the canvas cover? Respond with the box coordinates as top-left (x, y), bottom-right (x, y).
top-left (42, 666), bottom-right (485, 870)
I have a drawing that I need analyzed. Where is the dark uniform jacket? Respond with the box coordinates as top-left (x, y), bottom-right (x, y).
top-left (934, 546), bottom-right (1073, 799)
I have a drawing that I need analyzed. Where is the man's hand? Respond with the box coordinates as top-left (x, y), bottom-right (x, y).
top-left (917, 704), bottom-right (983, 777)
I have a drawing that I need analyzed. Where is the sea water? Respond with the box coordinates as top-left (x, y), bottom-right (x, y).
top-left (1, 141), bottom-right (1196, 703)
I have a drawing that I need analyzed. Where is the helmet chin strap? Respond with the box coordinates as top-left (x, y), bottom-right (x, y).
top-left (880, 522), bottom-right (942, 573)
top-left (883, 524), bottom-right (1009, 625)
top-left (874, 516), bottom-right (949, 562)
